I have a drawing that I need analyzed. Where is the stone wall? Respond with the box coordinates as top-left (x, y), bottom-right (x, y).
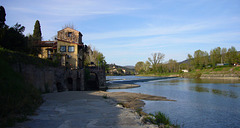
top-left (200, 74), bottom-right (240, 79)
top-left (11, 63), bottom-right (85, 92)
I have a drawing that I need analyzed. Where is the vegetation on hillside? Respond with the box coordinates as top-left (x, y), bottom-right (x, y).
top-left (0, 58), bottom-right (43, 127)
top-left (106, 64), bottom-right (135, 76)
top-left (84, 45), bottom-right (106, 68)
top-left (135, 46), bottom-right (240, 76)
top-left (0, 6), bottom-right (42, 56)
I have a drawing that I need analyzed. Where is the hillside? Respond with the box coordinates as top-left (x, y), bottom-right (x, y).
top-left (0, 52), bottom-right (43, 127)
top-left (106, 64), bottom-right (135, 76)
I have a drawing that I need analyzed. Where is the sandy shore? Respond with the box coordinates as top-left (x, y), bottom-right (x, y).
top-left (13, 91), bottom-right (174, 128)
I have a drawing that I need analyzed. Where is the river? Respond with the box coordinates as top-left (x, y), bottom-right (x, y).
top-left (107, 76), bottom-right (240, 128)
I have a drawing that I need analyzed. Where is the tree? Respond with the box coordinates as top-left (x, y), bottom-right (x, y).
top-left (226, 46), bottom-right (238, 65)
top-left (148, 52), bottom-right (165, 71)
top-left (221, 48), bottom-right (227, 63)
top-left (167, 59), bottom-right (179, 73)
top-left (33, 20), bottom-right (42, 41)
top-left (0, 6), bottom-right (6, 28)
top-left (0, 23), bottom-right (28, 52)
top-left (135, 61), bottom-right (145, 74)
top-left (187, 54), bottom-right (194, 71)
top-left (144, 61), bottom-right (151, 72)
top-left (210, 47), bottom-right (221, 66)
top-left (194, 50), bottom-right (208, 69)
top-left (84, 45), bottom-right (106, 67)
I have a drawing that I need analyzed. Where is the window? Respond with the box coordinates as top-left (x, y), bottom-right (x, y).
top-left (60, 46), bottom-right (66, 52)
top-left (68, 32), bottom-right (72, 37)
top-left (47, 50), bottom-right (51, 58)
top-left (68, 46), bottom-right (74, 52)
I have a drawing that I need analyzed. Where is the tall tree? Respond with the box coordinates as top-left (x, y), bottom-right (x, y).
top-left (84, 45), bottom-right (106, 67)
top-left (221, 48), bottom-right (227, 64)
top-left (167, 59), bottom-right (179, 73)
top-left (194, 50), bottom-right (208, 69)
top-left (226, 46), bottom-right (238, 65)
top-left (148, 52), bottom-right (165, 71)
top-left (135, 61), bottom-right (145, 74)
top-left (33, 20), bottom-right (42, 41)
top-left (0, 6), bottom-right (6, 28)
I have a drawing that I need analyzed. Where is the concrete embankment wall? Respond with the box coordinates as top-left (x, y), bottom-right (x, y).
top-left (200, 74), bottom-right (240, 79)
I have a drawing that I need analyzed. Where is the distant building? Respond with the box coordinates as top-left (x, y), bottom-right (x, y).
top-left (38, 27), bottom-right (85, 69)
top-left (182, 69), bottom-right (189, 73)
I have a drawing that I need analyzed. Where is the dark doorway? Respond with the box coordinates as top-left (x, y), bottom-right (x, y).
top-left (86, 73), bottom-right (99, 90)
top-left (67, 77), bottom-right (73, 91)
top-left (56, 82), bottom-right (65, 92)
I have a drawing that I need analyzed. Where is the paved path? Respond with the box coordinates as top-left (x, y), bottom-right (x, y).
top-left (14, 91), bottom-right (157, 128)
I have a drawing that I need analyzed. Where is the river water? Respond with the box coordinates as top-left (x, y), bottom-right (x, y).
top-left (107, 76), bottom-right (240, 128)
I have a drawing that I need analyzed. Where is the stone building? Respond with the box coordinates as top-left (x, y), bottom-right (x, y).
top-left (57, 27), bottom-right (84, 69)
top-left (38, 27), bottom-right (85, 69)
top-left (36, 27), bottom-right (106, 91)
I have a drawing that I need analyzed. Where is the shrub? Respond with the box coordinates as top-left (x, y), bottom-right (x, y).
top-left (102, 94), bottom-right (108, 99)
top-left (143, 111), bottom-right (180, 127)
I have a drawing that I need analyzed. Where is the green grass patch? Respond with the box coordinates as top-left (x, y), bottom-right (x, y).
top-left (234, 67), bottom-right (240, 71)
top-left (102, 94), bottom-right (108, 99)
top-left (143, 111), bottom-right (180, 127)
top-left (0, 58), bottom-right (43, 127)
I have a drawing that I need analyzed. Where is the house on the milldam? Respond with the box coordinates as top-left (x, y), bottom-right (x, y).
top-left (35, 27), bottom-right (106, 92)
top-left (38, 27), bottom-right (84, 69)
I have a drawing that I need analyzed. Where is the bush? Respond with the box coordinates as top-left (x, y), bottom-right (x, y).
top-left (143, 111), bottom-right (180, 128)
top-left (0, 58), bottom-right (43, 127)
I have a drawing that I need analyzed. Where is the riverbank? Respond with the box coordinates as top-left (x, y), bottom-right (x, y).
top-left (14, 91), bottom-right (174, 128)
top-left (137, 67), bottom-right (240, 79)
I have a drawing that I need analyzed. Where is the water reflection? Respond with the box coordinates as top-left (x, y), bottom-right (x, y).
top-left (229, 84), bottom-right (240, 88)
top-left (189, 85), bottom-right (238, 98)
top-left (189, 86), bottom-right (209, 93)
top-left (211, 89), bottom-right (238, 98)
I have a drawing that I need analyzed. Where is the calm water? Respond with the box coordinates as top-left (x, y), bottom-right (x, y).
top-left (107, 76), bottom-right (240, 128)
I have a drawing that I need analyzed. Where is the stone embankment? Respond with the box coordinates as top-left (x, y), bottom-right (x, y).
top-left (200, 74), bottom-right (240, 79)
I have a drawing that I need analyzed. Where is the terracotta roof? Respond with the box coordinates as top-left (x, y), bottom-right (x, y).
top-left (36, 41), bottom-right (56, 47)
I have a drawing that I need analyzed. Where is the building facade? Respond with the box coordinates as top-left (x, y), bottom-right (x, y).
top-left (38, 27), bottom-right (84, 69)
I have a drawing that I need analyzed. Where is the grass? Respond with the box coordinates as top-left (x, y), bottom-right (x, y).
top-left (0, 58), bottom-right (43, 127)
top-left (143, 111), bottom-right (180, 128)
top-left (0, 47), bottom-right (59, 67)
top-left (102, 94), bottom-right (108, 99)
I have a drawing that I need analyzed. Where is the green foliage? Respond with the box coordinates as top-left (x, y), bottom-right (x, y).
top-left (0, 23), bottom-right (29, 53)
top-left (33, 20), bottom-right (42, 41)
top-left (143, 111), bottom-right (180, 127)
top-left (0, 6), bottom-right (6, 28)
top-left (102, 94), bottom-right (108, 99)
top-left (0, 58), bottom-right (43, 127)
top-left (84, 45), bottom-right (107, 68)
top-left (0, 47), bottom-right (59, 67)
top-left (0, 8), bottom-right (41, 56)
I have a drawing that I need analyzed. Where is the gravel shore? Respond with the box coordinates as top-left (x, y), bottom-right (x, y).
top-left (13, 91), bottom-right (174, 128)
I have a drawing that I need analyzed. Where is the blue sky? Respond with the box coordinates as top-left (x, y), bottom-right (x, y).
top-left (2, 0), bottom-right (240, 66)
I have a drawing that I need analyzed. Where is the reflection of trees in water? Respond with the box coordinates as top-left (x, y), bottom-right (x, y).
top-left (189, 86), bottom-right (238, 98)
